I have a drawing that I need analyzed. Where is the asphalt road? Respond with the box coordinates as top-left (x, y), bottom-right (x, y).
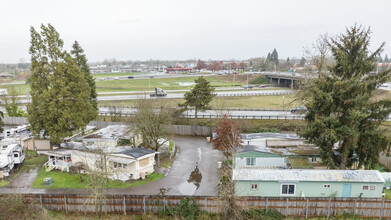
top-left (14, 89), bottom-right (293, 103)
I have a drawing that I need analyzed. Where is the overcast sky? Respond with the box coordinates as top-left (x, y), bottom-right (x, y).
top-left (0, 0), bottom-right (390, 63)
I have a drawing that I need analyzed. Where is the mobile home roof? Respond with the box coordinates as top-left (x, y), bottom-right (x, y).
top-left (233, 169), bottom-right (385, 183)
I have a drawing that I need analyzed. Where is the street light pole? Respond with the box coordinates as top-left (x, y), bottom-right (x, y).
top-left (149, 77), bottom-right (151, 91)
top-left (246, 73), bottom-right (249, 92)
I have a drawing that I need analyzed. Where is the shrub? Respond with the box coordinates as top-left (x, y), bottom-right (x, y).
top-left (0, 194), bottom-right (49, 219)
top-left (159, 197), bottom-right (204, 219)
top-left (241, 208), bottom-right (284, 220)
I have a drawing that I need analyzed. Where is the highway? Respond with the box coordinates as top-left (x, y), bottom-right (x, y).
top-left (14, 89), bottom-right (294, 103)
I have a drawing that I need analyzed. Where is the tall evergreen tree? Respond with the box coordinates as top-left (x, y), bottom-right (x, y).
top-left (179, 77), bottom-right (216, 134)
top-left (270, 48), bottom-right (279, 65)
top-left (301, 25), bottom-right (391, 169)
top-left (28, 24), bottom-right (95, 144)
top-left (71, 41), bottom-right (98, 121)
top-left (266, 52), bottom-right (271, 61)
top-left (300, 57), bottom-right (306, 67)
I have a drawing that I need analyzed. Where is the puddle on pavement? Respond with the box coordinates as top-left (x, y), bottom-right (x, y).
top-left (178, 165), bottom-right (203, 195)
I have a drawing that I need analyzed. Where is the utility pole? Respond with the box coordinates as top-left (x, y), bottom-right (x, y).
top-left (246, 73), bottom-right (249, 92)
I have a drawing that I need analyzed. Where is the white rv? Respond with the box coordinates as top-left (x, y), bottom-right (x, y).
top-left (0, 144), bottom-right (25, 177)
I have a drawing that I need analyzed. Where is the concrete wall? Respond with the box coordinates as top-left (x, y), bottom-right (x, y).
top-left (235, 181), bottom-right (383, 198)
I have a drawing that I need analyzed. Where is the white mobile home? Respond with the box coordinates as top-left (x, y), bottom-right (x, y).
top-left (42, 146), bottom-right (156, 181)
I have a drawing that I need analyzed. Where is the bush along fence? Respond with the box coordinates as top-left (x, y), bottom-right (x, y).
top-left (13, 194), bottom-right (391, 219)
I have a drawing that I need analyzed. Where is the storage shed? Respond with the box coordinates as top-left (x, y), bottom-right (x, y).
top-left (234, 169), bottom-right (385, 198)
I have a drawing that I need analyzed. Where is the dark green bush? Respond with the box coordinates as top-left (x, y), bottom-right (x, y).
top-left (159, 197), bottom-right (205, 219)
top-left (241, 208), bottom-right (284, 220)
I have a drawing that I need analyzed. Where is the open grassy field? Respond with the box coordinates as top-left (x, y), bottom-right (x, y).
top-left (99, 94), bottom-right (298, 109)
top-left (31, 166), bottom-right (164, 189)
top-left (0, 75), bottom-right (266, 95)
top-left (92, 72), bottom-right (146, 78)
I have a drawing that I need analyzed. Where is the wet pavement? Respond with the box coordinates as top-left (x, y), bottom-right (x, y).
top-left (116, 136), bottom-right (224, 196)
top-left (7, 166), bottom-right (40, 188)
top-left (0, 136), bottom-right (224, 196)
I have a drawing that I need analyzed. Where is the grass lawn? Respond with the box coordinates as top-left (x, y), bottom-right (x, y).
top-left (31, 166), bottom-right (164, 189)
top-left (99, 94), bottom-right (298, 109)
top-left (92, 72), bottom-right (146, 78)
top-left (385, 189), bottom-right (391, 199)
top-left (0, 75), bottom-right (266, 95)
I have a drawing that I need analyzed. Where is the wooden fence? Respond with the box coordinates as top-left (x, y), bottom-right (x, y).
top-left (14, 194), bottom-right (391, 218)
top-left (172, 125), bottom-right (214, 136)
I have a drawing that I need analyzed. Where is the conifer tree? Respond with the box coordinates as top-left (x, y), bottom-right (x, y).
top-left (28, 24), bottom-right (95, 144)
top-left (71, 41), bottom-right (98, 121)
top-left (271, 48), bottom-right (279, 65)
top-left (179, 77), bottom-right (216, 134)
top-left (302, 25), bottom-right (391, 169)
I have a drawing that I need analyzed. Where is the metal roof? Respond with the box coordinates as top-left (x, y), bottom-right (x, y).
top-left (115, 148), bottom-right (155, 158)
top-left (233, 169), bottom-right (385, 183)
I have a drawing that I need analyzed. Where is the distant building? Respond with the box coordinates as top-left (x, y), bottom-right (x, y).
top-left (165, 67), bottom-right (192, 73)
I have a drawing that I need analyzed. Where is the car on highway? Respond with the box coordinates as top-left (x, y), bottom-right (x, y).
top-left (244, 85), bottom-right (254, 89)
top-left (381, 84), bottom-right (388, 87)
top-left (114, 77), bottom-right (119, 80)
top-left (128, 76), bottom-right (134, 79)
top-left (291, 106), bottom-right (307, 114)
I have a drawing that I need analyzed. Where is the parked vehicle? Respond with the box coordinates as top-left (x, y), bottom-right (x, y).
top-left (150, 87), bottom-right (167, 97)
top-left (0, 144), bottom-right (25, 177)
top-left (291, 106), bottom-right (307, 113)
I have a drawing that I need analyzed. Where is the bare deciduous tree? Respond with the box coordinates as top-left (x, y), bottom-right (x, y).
top-left (108, 105), bottom-right (124, 122)
top-left (213, 115), bottom-right (243, 220)
top-left (304, 33), bottom-right (333, 74)
top-left (133, 99), bottom-right (172, 152)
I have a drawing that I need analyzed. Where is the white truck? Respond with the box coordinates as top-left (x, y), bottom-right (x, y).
top-left (150, 87), bottom-right (167, 97)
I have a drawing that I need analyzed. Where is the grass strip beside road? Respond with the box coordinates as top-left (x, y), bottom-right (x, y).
top-left (99, 94), bottom-right (297, 109)
top-left (31, 166), bottom-right (164, 189)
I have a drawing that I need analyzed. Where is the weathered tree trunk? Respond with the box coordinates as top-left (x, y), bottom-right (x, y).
top-left (193, 108), bottom-right (198, 136)
top-left (339, 141), bottom-right (347, 169)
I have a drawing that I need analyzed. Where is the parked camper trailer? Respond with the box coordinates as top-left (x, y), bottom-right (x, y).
top-left (0, 144), bottom-right (24, 177)
top-left (4, 124), bottom-right (29, 138)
